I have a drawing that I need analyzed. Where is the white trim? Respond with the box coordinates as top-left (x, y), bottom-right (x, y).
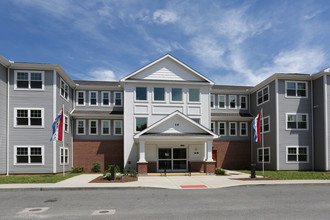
top-left (76, 120), bottom-right (86, 135)
top-left (239, 95), bottom-right (248, 110)
top-left (285, 146), bottom-right (309, 163)
top-left (14, 145), bottom-right (44, 165)
top-left (13, 108), bottom-right (44, 128)
top-left (187, 88), bottom-right (201, 103)
top-left (218, 122), bottom-right (226, 136)
top-left (261, 116), bottom-right (270, 134)
top-left (76, 91), bottom-right (86, 106)
top-left (114, 120), bottom-right (123, 136)
top-left (114, 91), bottom-right (123, 106)
top-left (324, 75), bottom-right (328, 170)
top-left (229, 122), bottom-right (237, 136)
top-left (218, 94), bottom-right (226, 109)
top-left (64, 115), bottom-right (69, 133)
top-left (101, 91), bottom-right (110, 107)
top-left (228, 95), bottom-right (237, 109)
top-left (135, 117), bottom-right (148, 133)
top-left (89, 120), bottom-right (98, 135)
top-left (257, 147), bottom-right (270, 164)
top-left (170, 87), bottom-right (183, 103)
top-left (60, 78), bottom-right (69, 102)
top-left (101, 120), bottom-right (111, 135)
top-left (60, 147), bottom-right (69, 165)
top-left (89, 91), bottom-right (98, 106)
top-left (256, 85), bottom-right (270, 106)
top-left (275, 79), bottom-right (279, 170)
top-left (240, 122), bottom-right (248, 136)
top-left (285, 80), bottom-right (308, 98)
top-left (210, 121), bottom-right (215, 133)
top-left (210, 94), bottom-right (215, 109)
top-left (14, 70), bottom-right (45, 91)
top-left (285, 113), bottom-right (309, 131)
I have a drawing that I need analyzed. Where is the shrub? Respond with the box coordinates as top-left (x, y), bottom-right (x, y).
top-left (114, 165), bottom-right (121, 174)
top-left (123, 168), bottom-right (128, 176)
top-left (215, 168), bottom-right (226, 175)
top-left (103, 172), bottom-right (112, 180)
top-left (91, 161), bottom-right (101, 173)
top-left (71, 167), bottom-right (84, 173)
top-left (129, 170), bottom-right (138, 178)
top-left (104, 164), bottom-right (121, 175)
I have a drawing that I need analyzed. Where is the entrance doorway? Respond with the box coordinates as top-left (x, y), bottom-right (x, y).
top-left (158, 148), bottom-right (187, 172)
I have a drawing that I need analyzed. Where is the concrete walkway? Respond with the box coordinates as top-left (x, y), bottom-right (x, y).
top-left (1, 171), bottom-right (330, 190)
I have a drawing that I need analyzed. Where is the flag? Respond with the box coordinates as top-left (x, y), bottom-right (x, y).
top-left (50, 108), bottom-right (63, 141)
top-left (252, 111), bottom-right (261, 142)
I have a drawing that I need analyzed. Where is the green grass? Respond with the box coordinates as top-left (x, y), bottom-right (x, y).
top-left (237, 170), bottom-right (330, 180)
top-left (0, 173), bottom-right (81, 184)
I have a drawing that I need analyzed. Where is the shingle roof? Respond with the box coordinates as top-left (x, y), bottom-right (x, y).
top-left (212, 85), bottom-right (253, 90)
top-left (71, 110), bottom-right (123, 116)
top-left (74, 81), bottom-right (120, 86)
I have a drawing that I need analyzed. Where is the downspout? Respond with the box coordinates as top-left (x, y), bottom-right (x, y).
top-left (310, 77), bottom-right (314, 171)
top-left (6, 65), bottom-right (10, 176)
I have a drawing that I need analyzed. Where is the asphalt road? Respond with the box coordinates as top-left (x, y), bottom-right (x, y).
top-left (1, 184), bottom-right (330, 220)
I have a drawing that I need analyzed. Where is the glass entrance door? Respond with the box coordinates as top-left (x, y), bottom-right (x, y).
top-left (158, 148), bottom-right (187, 172)
top-left (173, 148), bottom-right (187, 170)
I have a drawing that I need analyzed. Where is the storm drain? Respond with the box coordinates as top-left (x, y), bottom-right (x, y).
top-left (92, 209), bottom-right (116, 215)
top-left (19, 207), bottom-right (49, 214)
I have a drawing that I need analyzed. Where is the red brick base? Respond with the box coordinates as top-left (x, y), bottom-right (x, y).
top-left (137, 162), bottom-right (148, 174)
top-left (213, 141), bottom-right (251, 170)
top-left (73, 140), bottom-right (123, 173)
top-left (204, 161), bottom-right (216, 174)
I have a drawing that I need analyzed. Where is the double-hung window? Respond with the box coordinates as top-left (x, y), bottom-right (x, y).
top-left (287, 146), bottom-right (308, 163)
top-left (15, 146), bottom-right (43, 165)
top-left (115, 92), bottom-right (122, 106)
top-left (15, 108), bottom-right (44, 127)
top-left (89, 120), bottom-right (98, 135)
top-left (76, 91), bottom-right (85, 106)
top-left (189, 89), bottom-right (200, 102)
top-left (76, 120), bottom-right (85, 135)
top-left (229, 95), bottom-right (236, 109)
top-left (258, 147), bottom-right (270, 163)
top-left (240, 95), bottom-right (247, 109)
top-left (60, 147), bottom-right (69, 165)
top-left (210, 94), bottom-right (215, 108)
top-left (101, 120), bottom-right (111, 135)
top-left (218, 122), bottom-right (226, 136)
top-left (261, 116), bottom-right (270, 133)
top-left (240, 122), bottom-right (248, 136)
top-left (89, 91), bottom-right (98, 106)
top-left (286, 81), bottom-right (307, 97)
top-left (136, 87), bottom-right (147, 101)
top-left (257, 85), bottom-right (269, 105)
top-left (210, 122), bottom-right (215, 133)
top-left (114, 120), bottom-right (123, 135)
top-left (60, 79), bottom-right (69, 101)
top-left (286, 114), bottom-right (308, 130)
top-left (102, 92), bottom-right (110, 106)
top-left (64, 115), bottom-right (69, 133)
top-left (171, 88), bottom-right (182, 102)
top-left (15, 70), bottom-right (44, 90)
top-left (218, 95), bottom-right (226, 109)
top-left (229, 122), bottom-right (237, 136)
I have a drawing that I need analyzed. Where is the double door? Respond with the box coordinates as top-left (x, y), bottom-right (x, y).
top-left (158, 148), bottom-right (187, 172)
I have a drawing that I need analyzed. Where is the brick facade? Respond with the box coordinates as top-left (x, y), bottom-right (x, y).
top-left (190, 162), bottom-right (204, 172)
top-left (73, 140), bottom-right (123, 173)
top-left (204, 161), bottom-right (216, 174)
top-left (213, 141), bottom-right (251, 170)
top-left (137, 162), bottom-right (148, 174)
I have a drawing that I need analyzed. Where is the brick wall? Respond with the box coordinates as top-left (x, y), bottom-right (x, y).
top-left (213, 141), bottom-right (251, 170)
top-left (147, 162), bottom-right (157, 173)
top-left (190, 162), bottom-right (204, 172)
top-left (73, 140), bottom-right (123, 173)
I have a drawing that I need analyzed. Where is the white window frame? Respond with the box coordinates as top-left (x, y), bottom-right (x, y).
top-left (76, 91), bottom-right (86, 106)
top-left (261, 116), bottom-right (270, 134)
top-left (170, 88), bottom-right (183, 103)
top-left (218, 122), bottom-right (226, 136)
top-left (218, 95), bottom-right (226, 109)
top-left (14, 145), bottom-right (44, 165)
top-left (101, 91), bottom-right (110, 107)
top-left (89, 91), bottom-right (98, 106)
top-left (210, 122), bottom-right (215, 133)
top-left (257, 147), bottom-right (270, 164)
top-left (229, 122), bottom-right (237, 136)
top-left (135, 117), bottom-right (148, 133)
top-left (240, 122), bottom-right (248, 136)
top-left (285, 81), bottom-right (308, 98)
top-left (14, 70), bottom-right (45, 91)
top-left (89, 120), bottom-right (98, 135)
top-left (60, 147), bottom-right (69, 165)
top-left (114, 91), bottom-right (123, 106)
top-left (256, 85), bottom-right (269, 106)
top-left (76, 120), bottom-right (86, 135)
top-left (101, 120), bottom-right (111, 135)
top-left (286, 146), bottom-right (309, 163)
top-left (240, 95), bottom-right (248, 110)
top-left (114, 120), bottom-right (123, 136)
top-left (229, 95), bottom-right (237, 109)
top-left (188, 88), bottom-right (200, 103)
top-left (60, 78), bottom-right (69, 102)
top-left (135, 87), bottom-right (148, 102)
top-left (14, 108), bottom-right (44, 128)
top-left (285, 113), bottom-right (309, 131)
top-left (210, 94), bottom-right (215, 109)
top-left (64, 115), bottom-right (69, 133)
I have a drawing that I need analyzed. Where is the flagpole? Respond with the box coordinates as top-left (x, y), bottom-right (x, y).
top-left (62, 105), bottom-right (65, 177)
top-left (262, 108), bottom-right (265, 178)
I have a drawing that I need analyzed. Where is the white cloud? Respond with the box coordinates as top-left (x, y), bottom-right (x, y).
top-left (74, 69), bottom-right (117, 81)
top-left (153, 10), bottom-right (178, 24)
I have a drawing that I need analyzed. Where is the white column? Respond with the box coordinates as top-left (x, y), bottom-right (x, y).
top-left (138, 140), bottom-right (147, 162)
top-left (206, 140), bottom-right (214, 162)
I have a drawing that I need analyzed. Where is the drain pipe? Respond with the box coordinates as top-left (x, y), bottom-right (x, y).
top-left (6, 65), bottom-right (10, 176)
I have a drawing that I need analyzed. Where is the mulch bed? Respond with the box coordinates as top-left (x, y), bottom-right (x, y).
top-left (232, 177), bottom-right (277, 181)
top-left (89, 176), bottom-right (138, 183)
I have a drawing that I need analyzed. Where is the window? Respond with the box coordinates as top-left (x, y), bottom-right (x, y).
top-left (89, 120), bottom-right (98, 135)
top-left (257, 147), bottom-right (270, 163)
top-left (171, 88), bottom-right (182, 101)
top-left (218, 122), bottom-right (226, 136)
top-left (76, 91), bottom-right (85, 106)
top-left (136, 87), bottom-right (147, 101)
top-left (60, 79), bottom-right (69, 101)
top-left (286, 146), bottom-right (308, 163)
top-left (89, 91), bottom-right (98, 106)
top-left (114, 120), bottom-right (123, 135)
top-left (15, 146), bottom-right (43, 165)
top-left (229, 95), bottom-right (236, 109)
top-left (191, 118), bottom-right (200, 124)
top-left (240, 122), bottom-right (248, 136)
top-left (101, 120), bottom-right (111, 135)
top-left (136, 118), bottom-right (147, 132)
top-left (257, 85), bottom-right (269, 105)
top-left (218, 95), bottom-right (226, 109)
top-left (286, 81), bottom-right (307, 97)
top-left (240, 95), bottom-right (247, 109)
top-left (261, 116), bottom-right (270, 133)
top-left (154, 88), bottom-right (165, 101)
top-left (76, 120), bottom-right (85, 135)
top-left (115, 92), bottom-right (122, 106)
top-left (15, 108), bottom-right (44, 127)
top-left (102, 92), bottom-right (110, 106)
top-left (229, 122), bottom-right (237, 136)
top-left (189, 89), bottom-right (200, 102)
top-left (286, 114), bottom-right (308, 130)
top-left (210, 94), bottom-right (215, 108)
top-left (15, 70), bottom-right (44, 90)
top-left (60, 147), bottom-right (69, 165)
top-left (210, 122), bottom-right (215, 133)
top-left (64, 115), bottom-right (69, 133)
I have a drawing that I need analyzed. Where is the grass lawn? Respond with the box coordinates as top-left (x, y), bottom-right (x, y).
top-left (237, 170), bottom-right (330, 180)
top-left (0, 173), bottom-right (81, 184)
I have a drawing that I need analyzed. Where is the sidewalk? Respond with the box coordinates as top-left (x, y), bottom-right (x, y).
top-left (1, 171), bottom-right (330, 190)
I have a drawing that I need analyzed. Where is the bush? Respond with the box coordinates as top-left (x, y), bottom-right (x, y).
top-left (114, 165), bottom-right (121, 174)
top-left (104, 164), bottom-right (121, 175)
top-left (215, 168), bottom-right (226, 175)
top-left (91, 161), bottom-right (101, 173)
top-left (71, 167), bottom-right (84, 173)
top-left (103, 172), bottom-right (112, 180)
top-left (123, 168), bottom-right (128, 176)
top-left (129, 170), bottom-right (138, 178)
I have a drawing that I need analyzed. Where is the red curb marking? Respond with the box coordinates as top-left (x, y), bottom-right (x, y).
top-left (180, 185), bottom-right (207, 188)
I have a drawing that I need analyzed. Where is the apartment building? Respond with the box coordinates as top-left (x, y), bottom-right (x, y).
top-left (0, 54), bottom-right (329, 174)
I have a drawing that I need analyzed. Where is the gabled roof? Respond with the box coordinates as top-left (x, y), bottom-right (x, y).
top-left (120, 54), bottom-right (214, 85)
top-left (134, 110), bottom-right (218, 139)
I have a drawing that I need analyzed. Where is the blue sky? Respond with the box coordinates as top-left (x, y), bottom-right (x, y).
top-left (1, 0), bottom-right (330, 86)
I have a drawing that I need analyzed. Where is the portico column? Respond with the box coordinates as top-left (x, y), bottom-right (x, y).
top-left (139, 140), bottom-right (147, 162)
top-left (206, 140), bottom-right (214, 162)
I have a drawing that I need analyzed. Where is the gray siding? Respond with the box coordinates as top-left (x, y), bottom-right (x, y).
top-left (0, 64), bottom-right (7, 174)
top-left (211, 94), bottom-right (250, 114)
top-left (212, 121), bottom-right (250, 141)
top-left (327, 76), bottom-right (330, 170)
